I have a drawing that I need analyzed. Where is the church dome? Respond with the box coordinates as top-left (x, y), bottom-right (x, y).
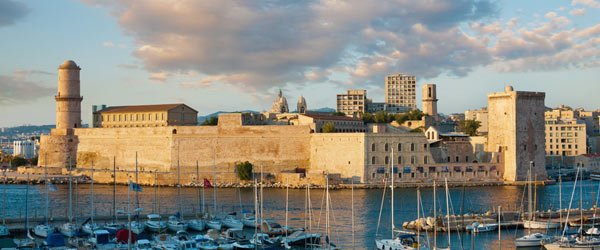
top-left (298, 95), bottom-right (306, 104)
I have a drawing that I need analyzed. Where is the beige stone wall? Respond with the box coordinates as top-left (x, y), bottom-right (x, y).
top-left (488, 88), bottom-right (546, 182)
top-left (309, 133), bottom-right (366, 181)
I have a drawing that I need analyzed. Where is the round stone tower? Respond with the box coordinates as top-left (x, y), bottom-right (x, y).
top-left (422, 83), bottom-right (438, 116)
top-left (56, 60), bottom-right (83, 129)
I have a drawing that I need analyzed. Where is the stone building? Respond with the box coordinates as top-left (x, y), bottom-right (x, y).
top-left (270, 89), bottom-right (289, 113)
top-left (487, 86), bottom-right (547, 181)
top-left (385, 73), bottom-right (416, 113)
top-left (92, 104), bottom-right (198, 128)
top-left (465, 107), bottom-right (489, 134)
top-left (545, 115), bottom-right (586, 156)
top-left (292, 113), bottom-right (365, 133)
top-left (38, 60), bottom-right (505, 185)
top-left (297, 96), bottom-right (307, 114)
top-left (422, 83), bottom-right (438, 117)
top-left (336, 89), bottom-right (367, 117)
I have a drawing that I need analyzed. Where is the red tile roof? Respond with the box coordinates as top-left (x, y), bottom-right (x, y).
top-left (95, 104), bottom-right (197, 113)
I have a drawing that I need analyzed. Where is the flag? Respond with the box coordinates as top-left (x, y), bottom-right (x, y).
top-left (203, 178), bottom-right (213, 188)
top-left (48, 183), bottom-right (58, 192)
top-left (129, 181), bottom-right (142, 192)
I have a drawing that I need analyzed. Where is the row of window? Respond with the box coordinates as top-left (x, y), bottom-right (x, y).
top-left (371, 155), bottom-right (428, 165)
top-left (546, 132), bottom-right (580, 137)
top-left (548, 144), bottom-right (579, 149)
top-left (547, 126), bottom-right (584, 131)
top-left (95, 112), bottom-right (166, 123)
top-left (371, 142), bottom-right (427, 152)
top-left (372, 170), bottom-right (499, 179)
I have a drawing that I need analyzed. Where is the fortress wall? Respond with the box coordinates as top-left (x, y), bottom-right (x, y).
top-left (58, 123), bottom-right (313, 185)
top-left (309, 133), bottom-right (366, 181)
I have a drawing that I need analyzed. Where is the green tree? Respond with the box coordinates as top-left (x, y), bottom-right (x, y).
top-left (457, 119), bottom-right (481, 136)
top-left (395, 109), bottom-right (425, 124)
top-left (11, 156), bottom-right (28, 167)
top-left (201, 116), bottom-right (218, 126)
top-left (235, 161), bottom-right (253, 180)
top-left (362, 113), bottom-right (374, 123)
top-left (30, 157), bottom-right (38, 166)
top-left (331, 111), bottom-right (346, 116)
top-left (322, 122), bottom-right (336, 133)
top-left (374, 111), bottom-right (391, 123)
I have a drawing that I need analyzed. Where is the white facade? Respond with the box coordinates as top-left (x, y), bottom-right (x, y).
top-left (13, 140), bottom-right (37, 159)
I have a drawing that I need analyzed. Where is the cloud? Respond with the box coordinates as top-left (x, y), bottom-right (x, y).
top-left (0, 73), bottom-right (54, 105)
top-left (569, 8), bottom-right (586, 16)
top-left (571, 0), bottom-right (600, 8)
top-left (86, 0), bottom-right (599, 92)
top-left (0, 0), bottom-right (29, 27)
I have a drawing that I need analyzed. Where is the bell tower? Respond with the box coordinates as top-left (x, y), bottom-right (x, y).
top-left (422, 84), bottom-right (438, 116)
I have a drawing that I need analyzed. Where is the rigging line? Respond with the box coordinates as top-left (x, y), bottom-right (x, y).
top-left (375, 176), bottom-right (388, 238)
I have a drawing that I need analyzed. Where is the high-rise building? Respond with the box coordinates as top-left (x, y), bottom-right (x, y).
top-left (13, 139), bottom-right (36, 159)
top-left (422, 84), bottom-right (438, 116)
top-left (336, 89), bottom-right (367, 117)
top-left (385, 74), bottom-right (416, 113)
top-left (487, 86), bottom-right (546, 181)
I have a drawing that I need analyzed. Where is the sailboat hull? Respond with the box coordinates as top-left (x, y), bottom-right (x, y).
top-left (524, 220), bottom-right (561, 229)
top-left (33, 224), bottom-right (53, 238)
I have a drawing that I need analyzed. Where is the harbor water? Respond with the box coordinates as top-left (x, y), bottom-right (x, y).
top-left (2, 180), bottom-right (598, 249)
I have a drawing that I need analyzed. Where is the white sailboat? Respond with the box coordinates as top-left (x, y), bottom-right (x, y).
top-left (206, 159), bottom-right (222, 230)
top-left (517, 161), bottom-right (553, 247)
top-left (59, 158), bottom-right (80, 237)
top-left (103, 156), bottom-right (124, 233)
top-left (34, 156), bottom-right (53, 238)
top-left (128, 153), bottom-right (147, 234)
top-left (375, 149), bottom-right (423, 250)
top-left (168, 158), bottom-right (189, 232)
top-left (189, 161), bottom-right (206, 231)
top-left (83, 161), bottom-right (100, 235)
top-left (524, 162), bottom-right (560, 229)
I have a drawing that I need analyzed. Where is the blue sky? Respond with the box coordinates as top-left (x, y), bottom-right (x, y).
top-left (0, 0), bottom-right (599, 127)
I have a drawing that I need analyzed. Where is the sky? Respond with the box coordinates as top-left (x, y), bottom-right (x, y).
top-left (0, 0), bottom-right (599, 127)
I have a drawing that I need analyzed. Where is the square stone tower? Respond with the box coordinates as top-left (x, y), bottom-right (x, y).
top-left (487, 86), bottom-right (546, 182)
top-left (422, 83), bottom-right (438, 116)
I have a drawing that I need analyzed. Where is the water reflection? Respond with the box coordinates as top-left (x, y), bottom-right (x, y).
top-left (3, 180), bottom-right (598, 249)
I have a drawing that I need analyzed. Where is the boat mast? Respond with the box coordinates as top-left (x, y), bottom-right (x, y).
top-left (285, 177), bottom-right (289, 238)
top-left (154, 172), bottom-right (157, 214)
top-left (527, 161), bottom-right (533, 223)
top-left (559, 163), bottom-right (562, 230)
top-left (391, 148), bottom-right (395, 239)
top-left (579, 166), bottom-right (583, 239)
top-left (113, 156), bottom-right (116, 223)
top-left (325, 172), bottom-right (330, 247)
top-left (445, 178), bottom-right (451, 249)
top-left (433, 179), bottom-right (437, 250)
top-left (44, 154), bottom-right (49, 226)
top-left (91, 160), bottom-right (95, 225)
top-left (196, 160), bottom-right (200, 217)
top-left (68, 157), bottom-right (73, 224)
top-left (177, 156), bottom-right (182, 218)
top-left (135, 152), bottom-right (139, 218)
top-left (2, 165), bottom-right (6, 226)
top-left (351, 168), bottom-right (355, 250)
top-left (417, 187), bottom-right (421, 250)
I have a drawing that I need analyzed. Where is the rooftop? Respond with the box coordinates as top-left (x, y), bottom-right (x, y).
top-left (94, 103), bottom-right (197, 114)
top-left (301, 112), bottom-right (362, 121)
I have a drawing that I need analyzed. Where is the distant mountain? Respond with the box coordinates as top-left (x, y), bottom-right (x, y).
top-left (309, 107), bottom-right (336, 113)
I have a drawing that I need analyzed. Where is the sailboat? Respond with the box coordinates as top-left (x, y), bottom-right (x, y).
top-left (59, 158), bottom-right (80, 237)
top-left (189, 161), bottom-right (206, 231)
top-left (104, 156), bottom-right (124, 233)
top-left (0, 169), bottom-right (9, 237)
top-left (129, 153), bottom-right (147, 234)
top-left (83, 161), bottom-right (101, 234)
top-left (544, 166), bottom-right (599, 250)
top-left (34, 155), bottom-right (53, 237)
top-left (524, 161), bottom-right (560, 229)
top-left (15, 173), bottom-right (36, 248)
top-left (516, 161), bottom-right (552, 247)
top-left (168, 158), bottom-right (189, 232)
top-left (376, 148), bottom-right (424, 250)
top-left (206, 160), bottom-right (222, 230)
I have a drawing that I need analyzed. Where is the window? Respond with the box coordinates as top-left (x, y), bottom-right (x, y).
top-left (398, 143), bottom-right (402, 151)
top-left (371, 143), bottom-right (376, 152)
top-left (398, 156), bottom-right (402, 164)
top-left (385, 156), bottom-right (389, 164)
top-left (466, 156), bottom-right (469, 162)
top-left (410, 143), bottom-right (415, 152)
top-left (371, 156), bottom-right (376, 164)
top-left (424, 156), bottom-right (428, 164)
top-left (385, 143), bottom-right (389, 152)
top-left (424, 144), bottom-right (427, 150)
top-left (456, 156), bottom-right (459, 162)
top-left (411, 156), bottom-right (415, 164)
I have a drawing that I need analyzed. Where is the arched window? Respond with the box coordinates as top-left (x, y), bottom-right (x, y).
top-left (385, 156), bottom-right (389, 164)
top-left (384, 143), bottom-right (389, 152)
top-left (172, 129), bottom-right (177, 134)
top-left (371, 156), bottom-right (376, 164)
top-left (456, 156), bottom-right (459, 162)
top-left (398, 143), bottom-right (402, 151)
top-left (410, 143), bottom-right (415, 152)
top-left (411, 156), bottom-right (415, 164)
top-left (398, 156), bottom-right (402, 164)
top-left (371, 143), bottom-right (376, 152)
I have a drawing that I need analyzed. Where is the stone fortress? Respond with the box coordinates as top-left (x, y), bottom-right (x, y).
top-left (37, 60), bottom-right (547, 186)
